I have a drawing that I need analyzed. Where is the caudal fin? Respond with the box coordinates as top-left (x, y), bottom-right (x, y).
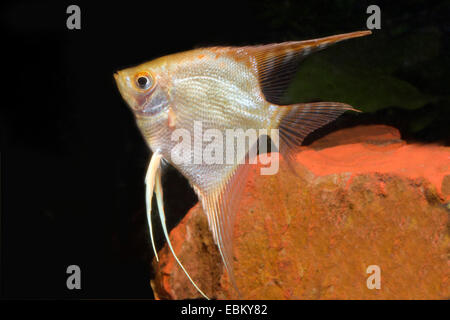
top-left (277, 102), bottom-right (360, 165)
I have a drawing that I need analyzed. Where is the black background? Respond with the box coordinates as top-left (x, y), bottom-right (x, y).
top-left (1, 0), bottom-right (449, 299)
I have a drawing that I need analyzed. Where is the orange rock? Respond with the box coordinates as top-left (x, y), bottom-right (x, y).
top-left (151, 125), bottom-right (450, 300)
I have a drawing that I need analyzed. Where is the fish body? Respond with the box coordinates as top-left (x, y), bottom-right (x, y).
top-left (117, 47), bottom-right (279, 187)
top-left (114, 30), bottom-right (371, 299)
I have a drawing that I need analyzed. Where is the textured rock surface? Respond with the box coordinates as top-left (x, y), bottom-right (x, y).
top-left (151, 125), bottom-right (450, 300)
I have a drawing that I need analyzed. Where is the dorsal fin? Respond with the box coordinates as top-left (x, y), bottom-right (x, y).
top-left (243, 30), bottom-right (372, 105)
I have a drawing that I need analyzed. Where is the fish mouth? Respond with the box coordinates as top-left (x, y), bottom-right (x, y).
top-left (113, 71), bottom-right (123, 91)
top-left (114, 71), bottom-right (135, 107)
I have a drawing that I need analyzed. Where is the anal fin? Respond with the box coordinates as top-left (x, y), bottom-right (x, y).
top-left (196, 163), bottom-right (250, 299)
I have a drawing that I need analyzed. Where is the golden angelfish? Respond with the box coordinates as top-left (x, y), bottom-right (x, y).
top-left (114, 30), bottom-right (371, 299)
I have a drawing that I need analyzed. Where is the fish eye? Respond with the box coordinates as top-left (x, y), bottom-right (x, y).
top-left (134, 72), bottom-right (154, 91)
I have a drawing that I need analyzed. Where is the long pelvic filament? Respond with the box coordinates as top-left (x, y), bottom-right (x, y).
top-left (145, 150), bottom-right (163, 262)
top-left (145, 151), bottom-right (210, 299)
top-left (154, 167), bottom-right (210, 299)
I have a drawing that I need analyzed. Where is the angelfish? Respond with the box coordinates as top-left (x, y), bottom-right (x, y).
top-left (114, 30), bottom-right (371, 299)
